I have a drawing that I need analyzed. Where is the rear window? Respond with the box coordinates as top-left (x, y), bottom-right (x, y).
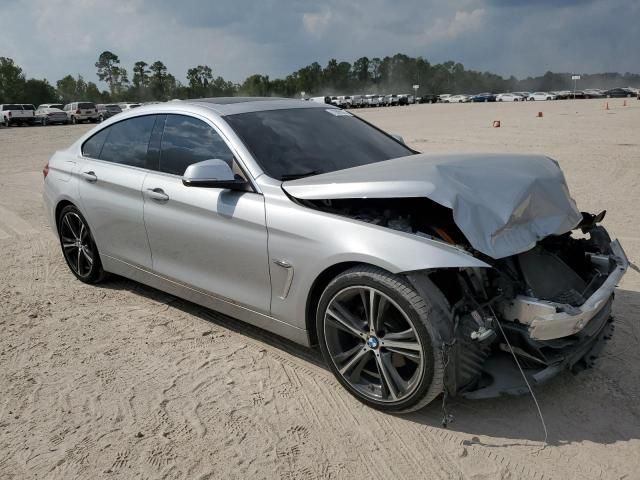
top-left (2, 105), bottom-right (20, 110)
top-left (78, 102), bottom-right (95, 109)
top-left (50, 104), bottom-right (63, 109)
top-left (22, 104), bottom-right (35, 110)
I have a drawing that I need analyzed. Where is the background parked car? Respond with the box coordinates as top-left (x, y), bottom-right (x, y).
top-left (604, 88), bottom-right (635, 98)
top-left (446, 94), bottom-right (469, 103)
top-left (418, 94), bottom-right (438, 104)
top-left (496, 93), bottom-right (522, 102)
top-left (20, 105), bottom-right (37, 125)
top-left (350, 95), bottom-right (364, 108)
top-left (470, 92), bottom-right (496, 102)
top-left (384, 94), bottom-right (399, 106)
top-left (118, 102), bottom-right (142, 111)
top-left (308, 96), bottom-right (331, 105)
top-left (96, 104), bottom-right (123, 122)
top-left (1, 104), bottom-right (33, 127)
top-left (35, 104), bottom-right (68, 125)
top-left (583, 89), bottom-right (605, 99)
top-left (527, 92), bottom-right (556, 101)
top-left (364, 94), bottom-right (380, 107)
top-left (63, 102), bottom-right (99, 124)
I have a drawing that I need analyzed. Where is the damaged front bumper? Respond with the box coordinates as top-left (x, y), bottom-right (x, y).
top-left (454, 236), bottom-right (629, 399)
top-left (500, 240), bottom-right (628, 341)
top-left (463, 296), bottom-right (615, 399)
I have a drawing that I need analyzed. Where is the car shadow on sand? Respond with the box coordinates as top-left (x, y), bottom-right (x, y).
top-left (99, 277), bottom-right (640, 447)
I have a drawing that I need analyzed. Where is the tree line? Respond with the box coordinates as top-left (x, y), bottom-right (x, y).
top-left (1, 51), bottom-right (639, 106)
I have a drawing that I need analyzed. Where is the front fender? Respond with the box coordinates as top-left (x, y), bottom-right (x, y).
top-left (263, 186), bottom-right (489, 331)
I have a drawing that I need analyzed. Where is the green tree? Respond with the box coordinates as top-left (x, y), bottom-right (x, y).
top-left (352, 56), bottom-right (370, 85)
top-left (240, 74), bottom-right (270, 96)
top-left (0, 57), bottom-right (26, 103)
top-left (23, 79), bottom-right (58, 105)
top-left (186, 65), bottom-right (213, 97)
top-left (132, 61), bottom-right (150, 89)
top-left (149, 61), bottom-right (169, 100)
top-left (95, 51), bottom-right (121, 94)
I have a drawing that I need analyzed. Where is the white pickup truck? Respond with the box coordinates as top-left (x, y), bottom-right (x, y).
top-left (1, 104), bottom-right (36, 127)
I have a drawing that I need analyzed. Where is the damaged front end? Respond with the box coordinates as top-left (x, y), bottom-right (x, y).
top-left (300, 196), bottom-right (628, 398)
top-left (283, 153), bottom-right (629, 398)
top-left (413, 215), bottom-right (629, 399)
top-left (449, 221), bottom-right (628, 399)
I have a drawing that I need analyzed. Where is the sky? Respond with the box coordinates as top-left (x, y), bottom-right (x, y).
top-left (1, 0), bottom-right (639, 87)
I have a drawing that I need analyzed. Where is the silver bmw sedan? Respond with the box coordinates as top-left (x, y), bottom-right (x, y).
top-left (43, 97), bottom-right (628, 412)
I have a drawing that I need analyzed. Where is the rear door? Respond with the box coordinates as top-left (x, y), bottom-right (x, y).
top-left (77, 115), bottom-right (157, 269)
top-left (141, 114), bottom-right (271, 313)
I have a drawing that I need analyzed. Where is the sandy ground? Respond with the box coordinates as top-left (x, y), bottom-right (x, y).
top-left (0, 99), bottom-right (639, 480)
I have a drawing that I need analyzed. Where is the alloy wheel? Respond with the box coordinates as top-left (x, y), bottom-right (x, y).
top-left (323, 286), bottom-right (424, 403)
top-left (60, 212), bottom-right (94, 278)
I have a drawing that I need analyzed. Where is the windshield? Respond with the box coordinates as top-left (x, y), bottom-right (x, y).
top-left (225, 107), bottom-right (414, 181)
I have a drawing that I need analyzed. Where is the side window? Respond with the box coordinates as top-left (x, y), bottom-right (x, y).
top-left (158, 114), bottom-right (234, 176)
top-left (100, 115), bottom-right (156, 168)
top-left (82, 128), bottom-right (110, 159)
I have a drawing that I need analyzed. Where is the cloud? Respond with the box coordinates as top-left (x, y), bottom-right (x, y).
top-left (0, 0), bottom-right (637, 87)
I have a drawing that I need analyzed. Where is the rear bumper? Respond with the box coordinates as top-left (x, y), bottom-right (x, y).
top-left (5, 117), bottom-right (34, 124)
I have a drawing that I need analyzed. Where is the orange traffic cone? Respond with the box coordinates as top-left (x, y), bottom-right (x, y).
top-left (493, 120), bottom-right (501, 128)
top-left (605, 102), bottom-right (609, 110)
top-left (537, 111), bottom-right (543, 118)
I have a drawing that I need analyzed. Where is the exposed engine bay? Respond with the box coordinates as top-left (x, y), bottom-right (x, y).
top-left (302, 197), bottom-right (629, 397)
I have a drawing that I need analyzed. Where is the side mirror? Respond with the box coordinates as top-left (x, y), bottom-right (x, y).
top-left (182, 159), bottom-right (250, 191)
top-left (391, 134), bottom-right (406, 144)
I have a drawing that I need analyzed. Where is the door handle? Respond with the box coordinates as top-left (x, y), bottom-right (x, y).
top-left (146, 188), bottom-right (169, 202)
top-left (81, 171), bottom-right (97, 183)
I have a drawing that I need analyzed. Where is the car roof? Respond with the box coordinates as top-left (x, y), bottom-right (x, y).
top-left (183, 97), bottom-right (337, 115)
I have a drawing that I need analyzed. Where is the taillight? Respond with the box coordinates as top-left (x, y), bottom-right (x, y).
top-left (43, 162), bottom-right (49, 178)
top-left (76, 109), bottom-right (81, 114)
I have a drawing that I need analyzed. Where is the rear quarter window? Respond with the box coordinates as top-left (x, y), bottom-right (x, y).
top-left (82, 128), bottom-right (110, 159)
top-left (98, 115), bottom-right (156, 168)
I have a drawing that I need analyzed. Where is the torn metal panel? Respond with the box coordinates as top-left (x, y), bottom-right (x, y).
top-left (501, 240), bottom-right (628, 340)
top-left (282, 153), bottom-right (583, 259)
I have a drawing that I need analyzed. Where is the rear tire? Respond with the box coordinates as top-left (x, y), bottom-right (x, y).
top-left (317, 265), bottom-right (445, 413)
top-left (57, 205), bottom-right (105, 284)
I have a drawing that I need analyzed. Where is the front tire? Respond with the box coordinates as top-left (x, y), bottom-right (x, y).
top-left (317, 266), bottom-right (445, 413)
top-left (57, 205), bottom-right (105, 284)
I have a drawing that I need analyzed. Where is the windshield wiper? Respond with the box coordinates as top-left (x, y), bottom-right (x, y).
top-left (279, 170), bottom-right (323, 180)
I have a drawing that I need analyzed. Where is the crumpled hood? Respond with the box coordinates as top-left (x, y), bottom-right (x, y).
top-left (282, 153), bottom-right (582, 259)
